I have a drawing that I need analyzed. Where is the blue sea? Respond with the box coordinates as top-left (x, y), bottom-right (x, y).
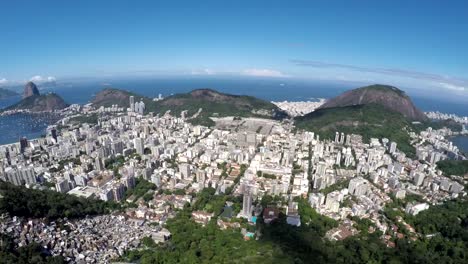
top-left (450, 135), bottom-right (468, 154)
top-left (0, 77), bottom-right (467, 146)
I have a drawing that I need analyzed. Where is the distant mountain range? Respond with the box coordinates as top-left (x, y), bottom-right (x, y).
top-left (0, 88), bottom-right (18, 99)
top-left (4, 82), bottom-right (68, 112)
top-left (91, 88), bottom-right (287, 126)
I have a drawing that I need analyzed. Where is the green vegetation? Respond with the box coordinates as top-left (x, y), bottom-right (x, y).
top-left (320, 179), bottom-right (350, 195)
top-left (141, 236), bottom-right (157, 248)
top-left (68, 113), bottom-right (98, 125)
top-left (295, 104), bottom-right (416, 157)
top-left (257, 171), bottom-right (277, 179)
top-left (120, 208), bottom-right (288, 264)
top-left (120, 189), bottom-right (468, 264)
top-left (436, 160), bottom-right (468, 176)
top-left (91, 88), bottom-right (287, 126)
top-left (0, 234), bottom-right (65, 264)
top-left (124, 178), bottom-right (156, 202)
top-left (0, 181), bottom-right (118, 219)
top-left (152, 89), bottom-right (286, 126)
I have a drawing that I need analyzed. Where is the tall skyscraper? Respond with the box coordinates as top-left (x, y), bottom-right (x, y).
top-left (179, 163), bottom-right (191, 179)
top-left (129, 96), bottom-right (135, 112)
top-left (134, 137), bottom-right (144, 155)
top-left (19, 137), bottom-right (28, 153)
top-left (335, 132), bottom-right (339, 143)
top-left (51, 128), bottom-right (58, 142)
top-left (242, 187), bottom-right (253, 218)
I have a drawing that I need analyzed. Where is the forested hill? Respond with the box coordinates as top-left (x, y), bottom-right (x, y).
top-left (90, 88), bottom-right (288, 126)
top-left (153, 89), bottom-right (288, 126)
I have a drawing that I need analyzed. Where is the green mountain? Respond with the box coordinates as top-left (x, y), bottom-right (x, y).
top-left (153, 89), bottom-right (287, 126)
top-left (91, 88), bottom-right (288, 126)
top-left (296, 103), bottom-right (416, 156)
top-left (91, 88), bottom-right (153, 108)
top-left (0, 88), bottom-right (18, 99)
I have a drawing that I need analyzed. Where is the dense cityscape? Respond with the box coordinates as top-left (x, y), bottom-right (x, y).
top-left (1, 92), bottom-right (467, 263)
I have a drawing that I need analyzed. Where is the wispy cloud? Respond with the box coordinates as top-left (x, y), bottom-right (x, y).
top-left (242, 68), bottom-right (289, 78)
top-left (291, 59), bottom-right (467, 93)
top-left (438, 82), bottom-right (466, 91)
top-left (190, 69), bottom-right (216, 75)
top-left (30, 75), bottom-right (56, 84)
top-left (0, 78), bottom-right (7, 85)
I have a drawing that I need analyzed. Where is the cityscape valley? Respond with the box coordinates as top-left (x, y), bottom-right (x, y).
top-left (0, 82), bottom-right (467, 263)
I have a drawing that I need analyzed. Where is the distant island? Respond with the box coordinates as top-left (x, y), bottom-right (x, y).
top-left (0, 87), bottom-right (18, 99)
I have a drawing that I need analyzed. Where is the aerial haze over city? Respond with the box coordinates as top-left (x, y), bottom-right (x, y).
top-left (1, 1), bottom-right (467, 264)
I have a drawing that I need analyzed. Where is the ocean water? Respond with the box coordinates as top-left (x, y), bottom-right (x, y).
top-left (0, 113), bottom-right (62, 145)
top-left (0, 77), bottom-right (467, 145)
top-left (450, 135), bottom-right (468, 153)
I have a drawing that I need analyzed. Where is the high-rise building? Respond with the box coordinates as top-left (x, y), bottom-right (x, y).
top-left (113, 183), bottom-right (126, 201)
top-left (51, 128), bottom-right (58, 142)
top-left (389, 142), bottom-right (397, 154)
top-left (122, 175), bottom-right (136, 189)
top-left (56, 178), bottom-right (71, 193)
top-left (241, 188), bottom-right (253, 218)
top-left (134, 137), bottom-right (144, 155)
top-left (348, 177), bottom-right (369, 196)
top-left (151, 174), bottom-right (161, 187)
top-left (19, 137), bottom-right (28, 153)
top-left (129, 96), bottom-right (135, 112)
top-left (4, 166), bottom-right (37, 186)
top-left (179, 163), bottom-right (191, 179)
top-left (335, 132), bottom-right (340, 143)
top-left (340, 132), bottom-right (345, 144)
top-left (95, 157), bottom-right (105, 171)
top-left (413, 172), bottom-right (425, 186)
top-left (137, 100), bottom-right (145, 114)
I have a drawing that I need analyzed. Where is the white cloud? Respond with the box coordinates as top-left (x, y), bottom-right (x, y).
top-left (242, 68), bottom-right (289, 78)
top-left (30, 75), bottom-right (45, 82)
top-left (0, 78), bottom-right (7, 85)
top-left (30, 75), bottom-right (57, 84)
top-left (438, 82), bottom-right (466, 91)
top-left (190, 69), bottom-right (216, 75)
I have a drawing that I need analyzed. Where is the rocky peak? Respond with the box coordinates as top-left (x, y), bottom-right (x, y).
top-left (23, 81), bottom-right (40, 98)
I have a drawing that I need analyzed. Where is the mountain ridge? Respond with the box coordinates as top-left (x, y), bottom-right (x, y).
top-left (91, 88), bottom-right (288, 125)
top-left (319, 84), bottom-right (427, 121)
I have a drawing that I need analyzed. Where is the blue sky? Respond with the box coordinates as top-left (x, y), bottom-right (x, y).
top-left (1, 0), bottom-right (467, 98)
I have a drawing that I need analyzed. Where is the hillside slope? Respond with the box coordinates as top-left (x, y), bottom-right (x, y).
top-left (5, 93), bottom-right (68, 112)
top-left (154, 89), bottom-right (287, 125)
top-left (296, 103), bottom-right (416, 156)
top-left (91, 88), bottom-right (153, 108)
top-left (91, 88), bottom-right (288, 126)
top-left (319, 84), bottom-right (427, 121)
